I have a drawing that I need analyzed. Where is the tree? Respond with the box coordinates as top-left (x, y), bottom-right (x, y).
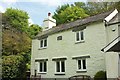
top-left (115, 1), bottom-right (120, 11)
top-left (27, 24), bottom-right (42, 38)
top-left (53, 4), bottom-right (70, 25)
top-left (53, 2), bottom-right (118, 25)
top-left (53, 5), bottom-right (88, 25)
top-left (2, 55), bottom-right (27, 79)
top-left (85, 2), bottom-right (116, 16)
top-left (2, 8), bottom-right (35, 79)
top-left (4, 8), bottom-right (29, 32)
top-left (2, 27), bottom-right (31, 56)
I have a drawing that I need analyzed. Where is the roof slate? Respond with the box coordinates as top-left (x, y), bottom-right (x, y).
top-left (35, 10), bottom-right (113, 39)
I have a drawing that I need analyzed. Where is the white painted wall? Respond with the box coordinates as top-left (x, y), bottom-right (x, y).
top-left (105, 14), bottom-right (119, 79)
top-left (119, 53), bottom-right (120, 77)
top-left (31, 22), bottom-right (107, 78)
top-left (105, 53), bottom-right (119, 78)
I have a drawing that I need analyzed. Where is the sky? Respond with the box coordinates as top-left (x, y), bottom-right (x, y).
top-left (0, 0), bottom-right (87, 26)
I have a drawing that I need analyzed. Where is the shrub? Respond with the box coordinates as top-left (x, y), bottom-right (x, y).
top-left (94, 71), bottom-right (107, 80)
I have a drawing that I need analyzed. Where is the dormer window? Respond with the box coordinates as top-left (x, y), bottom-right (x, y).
top-left (75, 30), bottom-right (84, 42)
top-left (40, 38), bottom-right (47, 48)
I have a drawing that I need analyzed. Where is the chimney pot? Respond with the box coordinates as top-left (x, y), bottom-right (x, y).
top-left (48, 12), bottom-right (51, 16)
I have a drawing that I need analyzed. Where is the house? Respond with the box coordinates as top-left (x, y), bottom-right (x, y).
top-left (31, 9), bottom-right (119, 79)
top-left (102, 9), bottom-right (120, 78)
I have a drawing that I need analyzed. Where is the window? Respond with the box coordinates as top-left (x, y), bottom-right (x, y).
top-left (77, 59), bottom-right (86, 71)
top-left (57, 36), bottom-right (62, 40)
top-left (75, 30), bottom-right (84, 42)
top-left (40, 38), bottom-right (47, 48)
top-left (55, 60), bottom-right (65, 73)
top-left (38, 61), bottom-right (47, 73)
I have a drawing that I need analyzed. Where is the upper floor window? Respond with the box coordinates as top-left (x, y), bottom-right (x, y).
top-left (40, 38), bottom-right (47, 48)
top-left (75, 30), bottom-right (84, 42)
top-left (57, 36), bottom-right (62, 41)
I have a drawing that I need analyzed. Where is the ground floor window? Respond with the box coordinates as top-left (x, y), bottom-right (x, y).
top-left (77, 59), bottom-right (86, 71)
top-left (38, 61), bottom-right (47, 73)
top-left (55, 60), bottom-right (65, 73)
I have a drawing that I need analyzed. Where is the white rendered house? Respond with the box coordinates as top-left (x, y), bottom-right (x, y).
top-left (31, 10), bottom-right (120, 79)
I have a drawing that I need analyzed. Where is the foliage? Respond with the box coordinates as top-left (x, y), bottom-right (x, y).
top-left (53, 5), bottom-right (88, 25)
top-left (115, 1), bottom-right (120, 11)
top-left (2, 27), bottom-right (31, 56)
top-left (85, 2), bottom-right (116, 16)
top-left (2, 55), bottom-right (25, 79)
top-left (27, 24), bottom-right (42, 38)
top-left (2, 8), bottom-right (41, 79)
top-left (53, 2), bottom-right (118, 25)
top-left (55, 4), bottom-right (70, 14)
top-left (94, 71), bottom-right (107, 80)
top-left (4, 8), bottom-right (29, 32)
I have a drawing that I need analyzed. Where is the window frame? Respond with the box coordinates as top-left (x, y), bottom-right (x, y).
top-left (76, 59), bottom-right (87, 71)
top-left (40, 38), bottom-right (47, 48)
top-left (55, 60), bottom-right (66, 74)
top-left (37, 61), bottom-right (47, 74)
top-left (57, 36), bottom-right (62, 41)
top-left (75, 30), bottom-right (84, 43)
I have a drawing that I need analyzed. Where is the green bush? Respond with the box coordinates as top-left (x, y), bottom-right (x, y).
top-left (94, 71), bottom-right (107, 80)
top-left (2, 55), bottom-right (27, 79)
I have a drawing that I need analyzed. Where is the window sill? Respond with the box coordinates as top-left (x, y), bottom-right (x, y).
top-left (76, 70), bottom-right (87, 73)
top-left (75, 41), bottom-right (85, 44)
top-left (38, 72), bottom-right (47, 74)
top-left (38, 47), bottom-right (47, 50)
top-left (54, 72), bottom-right (65, 75)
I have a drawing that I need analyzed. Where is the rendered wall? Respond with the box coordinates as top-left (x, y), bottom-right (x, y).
top-left (31, 22), bottom-right (107, 78)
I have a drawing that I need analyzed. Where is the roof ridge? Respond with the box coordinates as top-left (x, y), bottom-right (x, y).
top-left (34, 10), bottom-right (114, 39)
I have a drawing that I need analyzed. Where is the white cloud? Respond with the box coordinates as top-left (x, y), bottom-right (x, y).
top-left (41, 0), bottom-right (62, 6)
top-left (33, 0), bottom-right (86, 6)
top-left (3, 0), bottom-right (17, 5)
top-left (0, 6), bottom-right (5, 13)
top-left (2, 0), bottom-right (86, 7)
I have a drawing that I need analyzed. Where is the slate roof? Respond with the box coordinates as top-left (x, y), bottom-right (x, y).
top-left (35, 10), bottom-right (113, 39)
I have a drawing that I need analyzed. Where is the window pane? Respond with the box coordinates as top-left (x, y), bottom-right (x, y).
top-left (57, 36), bottom-right (62, 40)
top-left (61, 61), bottom-right (65, 72)
top-left (44, 39), bottom-right (47, 47)
top-left (40, 40), bottom-right (43, 47)
top-left (44, 62), bottom-right (47, 72)
top-left (76, 32), bottom-right (79, 41)
top-left (40, 62), bottom-right (42, 72)
top-left (78, 60), bottom-right (81, 69)
top-left (56, 62), bottom-right (60, 72)
top-left (82, 59), bottom-right (86, 69)
top-left (81, 31), bottom-right (84, 40)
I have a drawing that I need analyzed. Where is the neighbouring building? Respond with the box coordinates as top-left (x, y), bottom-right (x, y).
top-left (31, 9), bottom-right (120, 79)
top-left (102, 9), bottom-right (120, 78)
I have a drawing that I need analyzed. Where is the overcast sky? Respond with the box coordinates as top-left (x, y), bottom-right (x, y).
top-left (0, 0), bottom-right (88, 26)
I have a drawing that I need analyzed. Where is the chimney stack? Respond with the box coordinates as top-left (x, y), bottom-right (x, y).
top-left (43, 12), bottom-right (56, 31)
top-left (48, 12), bottom-right (51, 16)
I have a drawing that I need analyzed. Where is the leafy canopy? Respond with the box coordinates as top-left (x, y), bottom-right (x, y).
top-left (4, 8), bottom-right (29, 32)
top-left (27, 24), bottom-right (42, 38)
top-left (2, 8), bottom-right (42, 79)
top-left (53, 5), bottom-right (88, 25)
top-left (53, 2), bottom-right (118, 25)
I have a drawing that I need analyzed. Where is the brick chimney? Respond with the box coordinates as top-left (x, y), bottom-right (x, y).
top-left (43, 12), bottom-right (56, 31)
